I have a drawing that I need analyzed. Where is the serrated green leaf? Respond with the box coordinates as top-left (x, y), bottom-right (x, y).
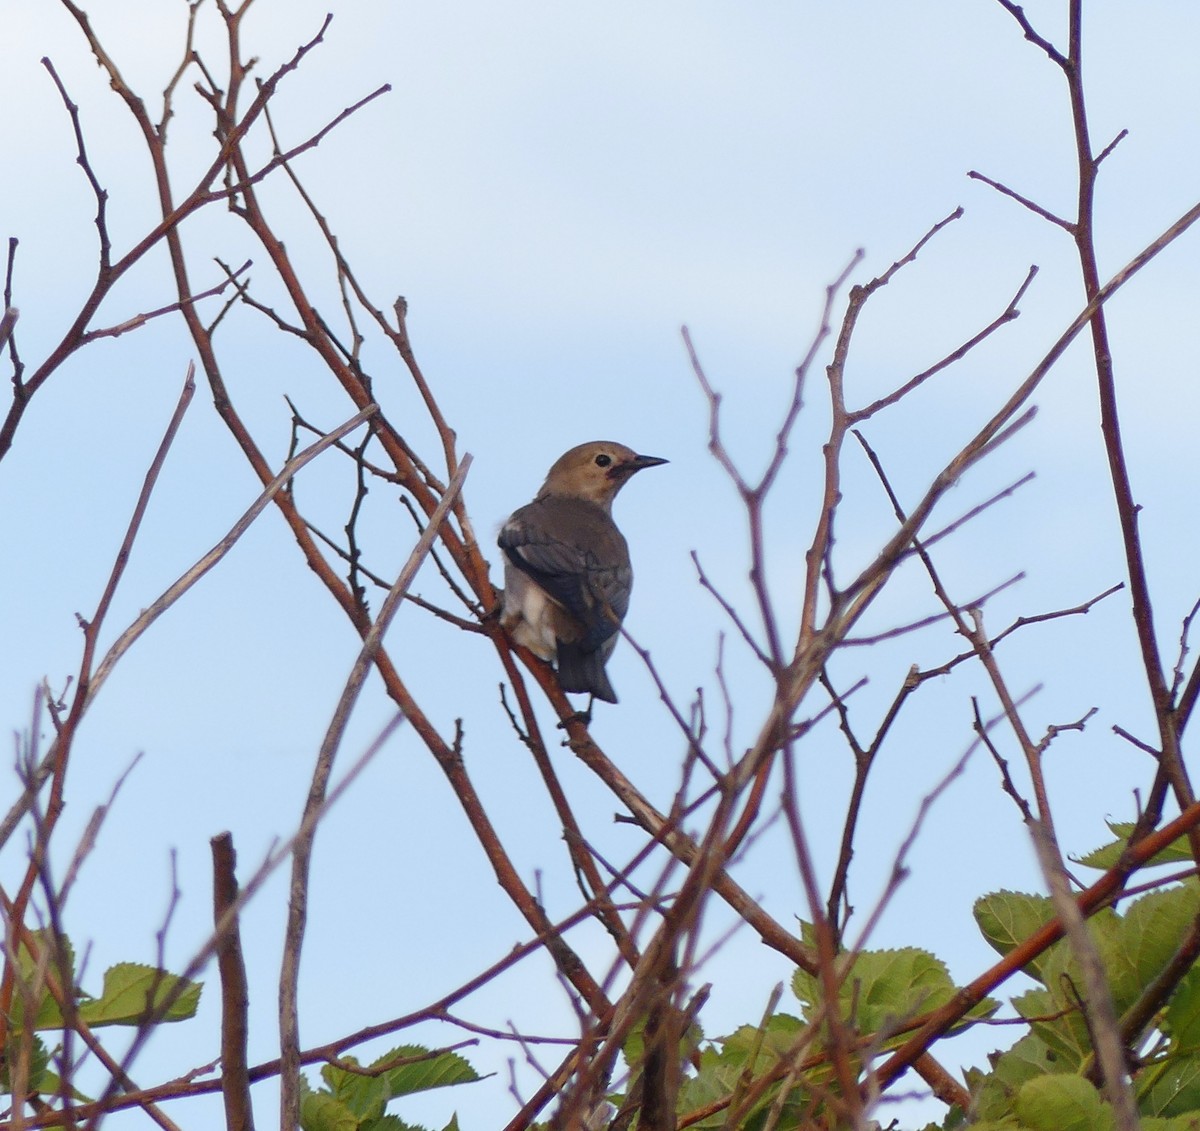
top-left (1016, 905), bottom-right (1114, 995)
top-left (1141, 1052), bottom-right (1200, 1118)
top-left (310, 1046), bottom-right (479, 1128)
top-left (320, 1060), bottom-right (390, 1123)
top-left (674, 1046), bottom-right (744, 1129)
top-left (0, 1034), bottom-right (58, 1099)
top-left (674, 1031), bottom-right (811, 1130)
top-left (794, 947), bottom-right (995, 1046)
top-left (1075, 820), bottom-right (1194, 871)
top-left (15, 930), bottom-right (77, 986)
top-left (1015, 1074), bottom-right (1114, 1131)
top-left (997, 884), bottom-right (1200, 1069)
top-left (371, 1045), bottom-right (481, 1096)
top-left (1011, 984), bottom-right (1090, 1072)
top-left (971, 1030), bottom-right (1067, 1121)
top-left (1110, 882), bottom-right (1200, 1011)
top-left (719, 1013), bottom-right (806, 1070)
top-left (974, 891), bottom-right (1058, 983)
top-left (300, 1091), bottom-right (360, 1131)
top-left (1167, 969), bottom-right (1200, 1053)
top-left (8, 930), bottom-right (78, 1033)
top-left (1141, 1115), bottom-right (1200, 1131)
top-left (76, 963), bottom-right (200, 1026)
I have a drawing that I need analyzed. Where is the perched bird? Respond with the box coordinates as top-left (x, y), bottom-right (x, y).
top-left (498, 441), bottom-right (668, 703)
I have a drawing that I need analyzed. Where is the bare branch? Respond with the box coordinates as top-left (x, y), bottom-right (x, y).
top-left (81, 262), bottom-right (251, 342)
top-left (88, 404), bottom-right (377, 703)
top-left (1095, 127), bottom-right (1129, 168)
top-left (40, 57), bottom-right (112, 268)
top-left (851, 264), bottom-right (1038, 422)
top-left (211, 833), bottom-right (255, 1131)
top-left (992, 0), bottom-right (1069, 67)
top-left (968, 169), bottom-right (1074, 231)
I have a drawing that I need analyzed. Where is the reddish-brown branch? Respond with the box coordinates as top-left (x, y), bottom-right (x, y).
top-left (211, 834), bottom-right (255, 1131)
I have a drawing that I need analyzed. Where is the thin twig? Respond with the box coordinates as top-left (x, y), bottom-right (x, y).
top-left (967, 169), bottom-right (1074, 231)
top-left (850, 264), bottom-right (1039, 421)
top-left (88, 405), bottom-right (377, 703)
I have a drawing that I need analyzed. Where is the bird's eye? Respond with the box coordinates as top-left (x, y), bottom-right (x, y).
top-left (594, 454), bottom-right (612, 468)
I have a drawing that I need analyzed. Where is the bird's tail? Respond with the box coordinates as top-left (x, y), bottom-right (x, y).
top-left (556, 643), bottom-right (618, 703)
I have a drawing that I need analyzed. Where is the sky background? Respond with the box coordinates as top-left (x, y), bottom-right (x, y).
top-left (4, 2), bottom-right (1200, 1127)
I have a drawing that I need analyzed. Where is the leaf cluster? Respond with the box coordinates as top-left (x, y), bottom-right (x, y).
top-left (298, 1045), bottom-right (480, 1131)
top-left (1, 929), bottom-right (200, 1102)
top-left (958, 881), bottom-right (1200, 1129)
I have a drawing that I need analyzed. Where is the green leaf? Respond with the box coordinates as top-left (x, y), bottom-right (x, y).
top-left (1075, 821), bottom-right (1194, 871)
top-left (1014, 904), bottom-right (1119, 1071)
top-left (300, 1090), bottom-right (361, 1131)
top-left (5, 935), bottom-right (200, 1041)
top-left (76, 963), bottom-right (201, 1026)
top-left (718, 1013), bottom-right (806, 1070)
top-left (970, 1031), bottom-right (1068, 1122)
top-left (320, 1060), bottom-right (390, 1124)
top-left (793, 947), bottom-right (995, 1047)
top-left (0, 1034), bottom-right (53, 1099)
top-left (1015, 1074), bottom-right (1114, 1131)
top-left (1167, 968), bottom-right (1200, 1053)
top-left (974, 891), bottom-right (1057, 983)
top-left (369, 1045), bottom-right (481, 1096)
top-left (1141, 1052), bottom-right (1200, 1118)
top-left (1114, 882), bottom-right (1200, 1010)
top-left (14, 930), bottom-right (77, 985)
top-left (1011, 988), bottom-right (1090, 1072)
top-left (999, 884), bottom-right (1200, 1069)
top-left (304, 1049), bottom-right (478, 1131)
top-left (1142, 1115), bottom-right (1200, 1131)
top-left (316, 1047), bottom-right (479, 1126)
top-left (674, 1046), bottom-right (745, 1129)
top-left (8, 930), bottom-right (78, 1033)
top-left (673, 1028), bottom-right (812, 1130)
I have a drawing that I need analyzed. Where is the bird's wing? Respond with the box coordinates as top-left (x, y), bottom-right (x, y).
top-left (499, 500), bottom-right (631, 652)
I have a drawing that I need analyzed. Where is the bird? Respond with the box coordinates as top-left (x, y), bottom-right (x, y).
top-left (498, 441), bottom-right (668, 703)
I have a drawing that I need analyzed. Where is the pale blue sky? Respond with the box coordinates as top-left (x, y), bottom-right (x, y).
top-left (4, 2), bottom-right (1200, 1127)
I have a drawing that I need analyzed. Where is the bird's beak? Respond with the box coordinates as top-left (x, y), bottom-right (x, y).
top-left (608, 452), bottom-right (668, 482)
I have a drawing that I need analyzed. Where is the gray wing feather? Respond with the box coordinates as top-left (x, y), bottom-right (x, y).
top-left (499, 498), bottom-right (631, 652)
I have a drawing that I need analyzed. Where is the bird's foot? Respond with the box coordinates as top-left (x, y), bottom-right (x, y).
top-left (558, 698), bottom-right (594, 729)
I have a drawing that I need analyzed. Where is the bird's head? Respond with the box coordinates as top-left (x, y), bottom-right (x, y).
top-left (538, 441), bottom-right (668, 509)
